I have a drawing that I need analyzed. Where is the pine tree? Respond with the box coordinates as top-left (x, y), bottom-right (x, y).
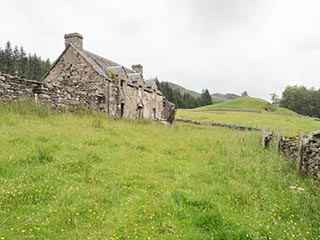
top-left (4, 41), bottom-right (14, 74)
top-left (200, 89), bottom-right (213, 106)
top-left (40, 58), bottom-right (51, 77)
top-left (0, 47), bottom-right (4, 72)
top-left (0, 41), bottom-right (51, 80)
top-left (18, 47), bottom-right (28, 78)
top-left (12, 45), bottom-right (20, 75)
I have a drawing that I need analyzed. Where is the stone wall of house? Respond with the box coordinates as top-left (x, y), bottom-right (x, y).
top-left (120, 84), bottom-right (166, 120)
top-left (142, 90), bottom-right (159, 119)
top-left (121, 84), bottom-right (138, 118)
top-left (40, 46), bottom-right (173, 120)
top-left (41, 46), bottom-right (117, 114)
top-left (142, 90), bottom-right (171, 120)
top-left (155, 93), bottom-right (164, 119)
top-left (162, 99), bottom-right (176, 123)
top-left (279, 131), bottom-right (320, 181)
top-left (143, 90), bottom-right (154, 119)
top-left (0, 73), bottom-right (41, 101)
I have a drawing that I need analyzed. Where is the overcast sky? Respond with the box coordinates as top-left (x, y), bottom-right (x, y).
top-left (1, 0), bottom-right (320, 100)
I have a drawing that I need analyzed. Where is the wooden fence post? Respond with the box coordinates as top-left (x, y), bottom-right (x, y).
top-left (34, 93), bottom-right (39, 104)
top-left (262, 125), bottom-right (266, 148)
top-left (297, 131), bottom-right (304, 173)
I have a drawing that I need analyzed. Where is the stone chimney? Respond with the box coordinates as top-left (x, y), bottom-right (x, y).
top-left (64, 33), bottom-right (83, 50)
top-left (132, 64), bottom-right (143, 75)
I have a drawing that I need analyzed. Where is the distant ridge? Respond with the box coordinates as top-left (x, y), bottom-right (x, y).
top-left (211, 93), bottom-right (239, 103)
top-left (166, 82), bottom-right (239, 102)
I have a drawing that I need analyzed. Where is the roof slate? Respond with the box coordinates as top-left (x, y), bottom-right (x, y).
top-left (79, 49), bottom-right (145, 86)
top-left (145, 79), bottom-right (156, 87)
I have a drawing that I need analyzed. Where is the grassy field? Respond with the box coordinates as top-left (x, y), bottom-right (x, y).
top-left (0, 101), bottom-right (320, 239)
top-left (178, 98), bottom-right (320, 136)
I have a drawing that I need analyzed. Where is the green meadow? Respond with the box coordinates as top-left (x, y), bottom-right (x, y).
top-left (177, 97), bottom-right (320, 136)
top-left (0, 100), bottom-right (320, 240)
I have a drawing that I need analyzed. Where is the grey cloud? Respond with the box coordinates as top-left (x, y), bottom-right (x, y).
top-left (168, 0), bottom-right (264, 36)
top-left (1, 0), bottom-right (320, 101)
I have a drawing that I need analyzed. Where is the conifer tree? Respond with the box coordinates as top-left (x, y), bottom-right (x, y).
top-left (0, 41), bottom-right (51, 80)
top-left (200, 89), bottom-right (213, 106)
top-left (18, 47), bottom-right (28, 78)
top-left (13, 45), bottom-right (20, 75)
top-left (4, 41), bottom-right (14, 74)
top-left (0, 47), bottom-right (4, 72)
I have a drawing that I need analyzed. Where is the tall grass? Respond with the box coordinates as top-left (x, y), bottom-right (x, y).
top-left (0, 97), bottom-right (53, 118)
top-left (0, 102), bottom-right (319, 239)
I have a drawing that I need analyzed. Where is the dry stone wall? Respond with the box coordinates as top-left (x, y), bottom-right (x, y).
top-left (0, 73), bottom-right (41, 101)
top-left (175, 118), bottom-right (261, 131)
top-left (162, 100), bottom-right (176, 123)
top-left (278, 136), bottom-right (299, 161)
top-left (279, 131), bottom-right (320, 181)
top-left (302, 131), bottom-right (320, 180)
top-left (122, 84), bottom-right (138, 118)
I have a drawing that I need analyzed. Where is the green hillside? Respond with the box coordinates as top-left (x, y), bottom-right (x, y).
top-left (166, 82), bottom-right (239, 103)
top-left (167, 82), bottom-right (201, 98)
top-left (197, 96), bottom-right (295, 114)
top-left (0, 101), bottom-right (320, 239)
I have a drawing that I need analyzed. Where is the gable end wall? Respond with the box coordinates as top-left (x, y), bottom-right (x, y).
top-left (40, 46), bottom-right (118, 114)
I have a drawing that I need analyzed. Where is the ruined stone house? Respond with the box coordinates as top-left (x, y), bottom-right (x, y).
top-left (40, 33), bottom-right (175, 121)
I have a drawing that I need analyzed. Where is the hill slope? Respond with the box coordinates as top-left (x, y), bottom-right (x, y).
top-left (197, 96), bottom-right (295, 114)
top-left (167, 82), bottom-right (201, 98)
top-left (166, 82), bottom-right (239, 102)
top-left (176, 97), bottom-right (320, 135)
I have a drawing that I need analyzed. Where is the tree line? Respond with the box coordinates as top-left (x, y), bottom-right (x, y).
top-left (155, 80), bottom-right (212, 108)
top-left (279, 85), bottom-right (320, 118)
top-left (0, 41), bottom-right (51, 81)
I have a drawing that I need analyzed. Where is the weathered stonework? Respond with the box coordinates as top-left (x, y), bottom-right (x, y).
top-left (0, 73), bottom-right (41, 101)
top-left (278, 136), bottom-right (299, 161)
top-left (302, 131), bottom-right (320, 180)
top-left (0, 33), bottom-right (175, 121)
top-left (40, 46), bottom-right (109, 111)
top-left (40, 33), bottom-right (175, 121)
top-left (279, 131), bottom-right (320, 181)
